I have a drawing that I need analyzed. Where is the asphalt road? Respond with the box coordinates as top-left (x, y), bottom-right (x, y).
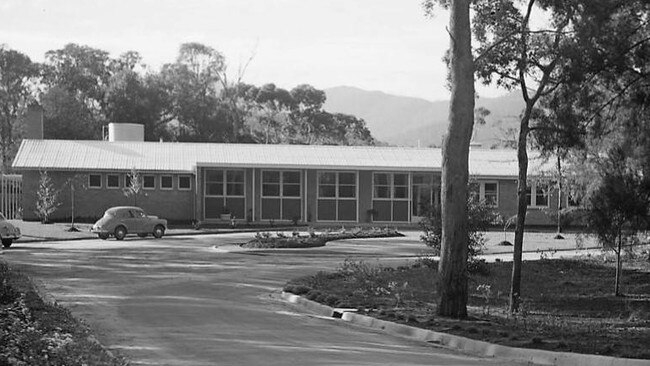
top-left (2, 234), bottom-right (529, 366)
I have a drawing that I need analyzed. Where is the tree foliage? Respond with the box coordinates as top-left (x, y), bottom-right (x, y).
top-left (34, 171), bottom-right (61, 223)
top-left (0, 41), bottom-right (376, 146)
top-left (420, 192), bottom-right (497, 259)
top-left (122, 168), bottom-right (144, 206)
top-left (0, 46), bottom-right (39, 171)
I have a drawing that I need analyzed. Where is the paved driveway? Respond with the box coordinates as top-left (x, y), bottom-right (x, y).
top-left (2, 234), bottom-right (528, 366)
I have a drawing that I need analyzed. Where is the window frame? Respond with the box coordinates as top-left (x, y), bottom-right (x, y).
top-left (527, 181), bottom-right (550, 208)
top-left (204, 169), bottom-right (245, 198)
top-left (316, 171), bottom-right (358, 222)
top-left (178, 175), bottom-right (192, 191)
top-left (143, 175), bottom-right (156, 190)
top-left (107, 174), bottom-right (120, 189)
top-left (371, 172), bottom-right (410, 222)
top-left (160, 175), bottom-right (173, 190)
top-left (88, 174), bottom-right (102, 189)
top-left (260, 170), bottom-right (302, 221)
top-left (261, 170), bottom-right (301, 198)
top-left (469, 181), bottom-right (499, 208)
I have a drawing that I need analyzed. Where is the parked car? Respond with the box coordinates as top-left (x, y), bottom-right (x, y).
top-left (92, 206), bottom-right (167, 240)
top-left (0, 212), bottom-right (21, 248)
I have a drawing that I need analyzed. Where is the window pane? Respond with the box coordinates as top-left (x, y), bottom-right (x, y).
top-left (89, 174), bottom-right (101, 187)
top-left (339, 172), bottom-right (356, 185)
top-left (485, 195), bottom-right (497, 206)
top-left (144, 176), bottom-right (155, 188)
top-left (319, 172), bottom-right (336, 185)
top-left (413, 174), bottom-right (432, 185)
top-left (282, 171), bottom-right (300, 184)
top-left (262, 171), bottom-right (280, 183)
top-left (179, 176), bottom-right (191, 189)
top-left (374, 173), bottom-right (389, 185)
top-left (227, 170), bottom-right (244, 183)
top-left (394, 186), bottom-right (408, 199)
top-left (319, 186), bottom-right (336, 198)
top-left (227, 183), bottom-right (244, 196)
top-left (484, 183), bottom-right (498, 194)
top-left (206, 183), bottom-right (223, 196)
top-left (108, 175), bottom-right (120, 187)
top-left (262, 184), bottom-right (280, 197)
top-left (338, 200), bottom-right (357, 221)
top-left (206, 170), bottom-right (222, 182)
top-left (374, 186), bottom-right (390, 198)
top-left (338, 185), bottom-right (356, 198)
top-left (393, 174), bottom-right (408, 186)
top-left (283, 184), bottom-right (301, 197)
top-left (161, 176), bottom-right (172, 188)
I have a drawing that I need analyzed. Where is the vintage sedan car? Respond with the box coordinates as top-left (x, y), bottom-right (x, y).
top-left (92, 206), bottom-right (167, 240)
top-left (0, 212), bottom-right (21, 248)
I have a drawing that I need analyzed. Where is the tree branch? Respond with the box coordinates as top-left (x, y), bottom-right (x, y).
top-left (473, 30), bottom-right (519, 64)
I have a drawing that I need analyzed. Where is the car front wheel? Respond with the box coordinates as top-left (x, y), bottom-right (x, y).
top-left (153, 225), bottom-right (165, 239)
top-left (114, 226), bottom-right (127, 241)
top-left (98, 233), bottom-right (109, 240)
top-left (2, 239), bottom-right (12, 248)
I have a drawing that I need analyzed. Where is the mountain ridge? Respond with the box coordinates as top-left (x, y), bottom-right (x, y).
top-left (323, 86), bottom-right (524, 147)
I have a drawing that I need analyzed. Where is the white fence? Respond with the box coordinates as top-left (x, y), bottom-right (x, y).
top-left (1, 175), bottom-right (22, 219)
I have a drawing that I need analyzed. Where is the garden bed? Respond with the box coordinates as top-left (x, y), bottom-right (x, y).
top-left (284, 251), bottom-right (650, 360)
top-left (241, 227), bottom-right (404, 249)
top-left (0, 261), bottom-right (126, 365)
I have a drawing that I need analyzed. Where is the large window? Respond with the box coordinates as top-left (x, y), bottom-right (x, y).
top-left (412, 173), bottom-right (435, 218)
top-left (469, 181), bottom-right (499, 207)
top-left (204, 169), bottom-right (245, 219)
top-left (261, 170), bottom-right (301, 220)
top-left (527, 181), bottom-right (549, 207)
top-left (372, 173), bottom-right (409, 222)
top-left (317, 171), bottom-right (357, 221)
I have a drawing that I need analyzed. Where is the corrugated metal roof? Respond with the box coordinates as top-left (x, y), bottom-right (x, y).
top-left (11, 139), bottom-right (553, 177)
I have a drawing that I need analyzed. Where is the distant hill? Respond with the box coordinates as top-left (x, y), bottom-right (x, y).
top-left (323, 86), bottom-right (525, 147)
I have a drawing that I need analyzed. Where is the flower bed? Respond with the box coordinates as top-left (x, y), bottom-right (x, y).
top-left (0, 262), bottom-right (126, 365)
top-left (241, 227), bottom-right (403, 249)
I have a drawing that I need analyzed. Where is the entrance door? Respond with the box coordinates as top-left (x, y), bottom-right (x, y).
top-left (411, 173), bottom-right (434, 222)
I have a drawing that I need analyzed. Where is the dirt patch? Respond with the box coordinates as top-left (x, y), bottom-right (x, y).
top-left (285, 256), bottom-right (650, 359)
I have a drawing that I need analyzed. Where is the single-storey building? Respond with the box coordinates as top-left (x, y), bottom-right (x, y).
top-left (11, 124), bottom-right (563, 226)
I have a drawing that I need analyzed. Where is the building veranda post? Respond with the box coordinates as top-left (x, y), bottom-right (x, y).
top-left (12, 127), bottom-right (561, 226)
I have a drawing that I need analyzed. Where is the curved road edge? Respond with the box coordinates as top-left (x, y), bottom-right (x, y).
top-left (280, 292), bottom-right (649, 366)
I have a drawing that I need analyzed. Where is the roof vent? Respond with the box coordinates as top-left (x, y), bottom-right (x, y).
top-left (107, 123), bottom-right (144, 142)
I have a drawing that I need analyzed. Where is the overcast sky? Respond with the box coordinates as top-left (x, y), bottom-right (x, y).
top-left (0, 0), bottom-right (505, 101)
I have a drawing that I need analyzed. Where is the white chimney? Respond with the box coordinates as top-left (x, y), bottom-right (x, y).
top-left (108, 123), bottom-right (144, 142)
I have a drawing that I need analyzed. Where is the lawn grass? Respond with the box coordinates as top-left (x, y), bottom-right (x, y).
top-left (0, 261), bottom-right (127, 366)
top-left (284, 250), bottom-right (650, 360)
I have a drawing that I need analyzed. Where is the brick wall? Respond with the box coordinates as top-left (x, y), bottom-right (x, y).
top-left (22, 170), bottom-right (195, 223)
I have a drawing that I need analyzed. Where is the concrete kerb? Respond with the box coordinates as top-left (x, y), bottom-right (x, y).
top-left (280, 292), bottom-right (650, 366)
top-left (14, 227), bottom-right (299, 244)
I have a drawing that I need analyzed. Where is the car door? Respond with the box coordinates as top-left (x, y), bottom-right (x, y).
top-left (127, 209), bottom-right (145, 233)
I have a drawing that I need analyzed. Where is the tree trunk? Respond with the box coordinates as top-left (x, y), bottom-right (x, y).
top-left (71, 186), bottom-right (75, 228)
top-left (509, 105), bottom-right (531, 313)
top-left (556, 154), bottom-right (562, 234)
top-left (438, 0), bottom-right (474, 319)
top-left (615, 231), bottom-right (622, 296)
